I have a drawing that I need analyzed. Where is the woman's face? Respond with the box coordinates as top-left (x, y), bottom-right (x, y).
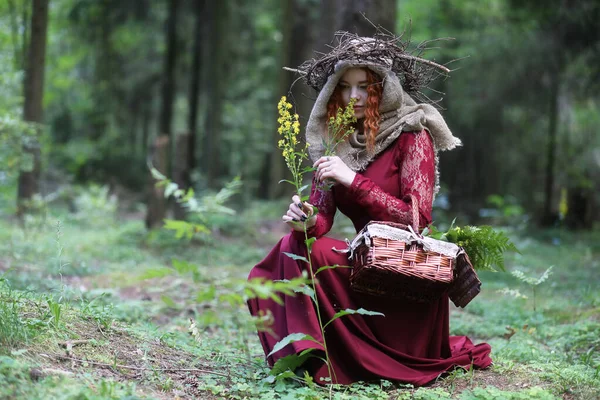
top-left (338, 68), bottom-right (368, 119)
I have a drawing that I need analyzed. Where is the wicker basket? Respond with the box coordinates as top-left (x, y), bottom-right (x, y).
top-left (341, 197), bottom-right (481, 307)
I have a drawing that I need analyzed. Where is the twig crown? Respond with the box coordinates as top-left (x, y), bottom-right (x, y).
top-left (294, 30), bottom-right (454, 105)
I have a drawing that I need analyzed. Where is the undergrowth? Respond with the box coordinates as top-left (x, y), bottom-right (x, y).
top-left (0, 190), bottom-right (598, 399)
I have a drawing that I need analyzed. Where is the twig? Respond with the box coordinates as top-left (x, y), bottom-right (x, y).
top-left (30, 367), bottom-right (74, 380)
top-left (59, 339), bottom-right (92, 348)
top-left (283, 66), bottom-right (303, 74)
top-left (396, 54), bottom-right (450, 73)
top-left (55, 355), bottom-right (230, 378)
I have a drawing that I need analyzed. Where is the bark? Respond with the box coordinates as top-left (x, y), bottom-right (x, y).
top-left (173, 133), bottom-right (191, 220)
top-left (141, 96), bottom-right (151, 157)
top-left (187, 0), bottom-right (205, 174)
top-left (17, 0), bottom-right (49, 216)
top-left (565, 186), bottom-right (593, 230)
top-left (145, 135), bottom-right (170, 229)
top-left (541, 71), bottom-right (560, 226)
top-left (158, 0), bottom-right (179, 141)
top-left (202, 0), bottom-right (227, 187)
top-left (129, 97), bottom-right (140, 153)
top-left (264, 0), bottom-right (293, 199)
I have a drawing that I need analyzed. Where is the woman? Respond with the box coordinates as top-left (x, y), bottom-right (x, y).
top-left (248, 36), bottom-right (492, 386)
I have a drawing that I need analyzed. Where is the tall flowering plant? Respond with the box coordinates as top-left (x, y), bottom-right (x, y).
top-left (323, 97), bottom-right (357, 156)
top-left (277, 96), bottom-right (311, 197)
top-left (270, 97), bottom-right (384, 392)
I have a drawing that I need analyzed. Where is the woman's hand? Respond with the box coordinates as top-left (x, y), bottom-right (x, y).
top-left (314, 156), bottom-right (356, 187)
top-left (282, 195), bottom-right (316, 232)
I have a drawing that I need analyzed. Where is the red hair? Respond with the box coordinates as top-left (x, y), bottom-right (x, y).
top-left (327, 68), bottom-right (383, 153)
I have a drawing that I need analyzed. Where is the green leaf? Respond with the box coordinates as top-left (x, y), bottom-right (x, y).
top-left (164, 182), bottom-right (178, 198)
top-left (139, 267), bottom-right (173, 280)
top-left (267, 333), bottom-right (319, 357)
top-left (305, 237), bottom-right (316, 253)
top-left (315, 265), bottom-right (352, 276)
top-left (294, 285), bottom-right (315, 302)
top-left (172, 259), bottom-right (197, 275)
top-left (283, 252), bottom-right (308, 263)
top-left (278, 179), bottom-right (295, 185)
top-left (270, 348), bottom-right (316, 376)
top-left (323, 308), bottom-right (385, 329)
top-left (197, 285), bottom-right (217, 302)
top-left (161, 295), bottom-right (177, 308)
top-left (150, 167), bottom-right (167, 181)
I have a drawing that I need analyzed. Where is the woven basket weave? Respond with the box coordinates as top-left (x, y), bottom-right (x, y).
top-left (342, 196), bottom-right (481, 307)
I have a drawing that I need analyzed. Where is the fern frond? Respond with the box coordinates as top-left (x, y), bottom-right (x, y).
top-left (449, 225), bottom-right (519, 272)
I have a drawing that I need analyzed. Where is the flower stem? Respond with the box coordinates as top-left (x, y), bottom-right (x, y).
top-left (303, 225), bottom-right (336, 387)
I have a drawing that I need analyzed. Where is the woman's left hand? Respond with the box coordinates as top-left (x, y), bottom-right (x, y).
top-left (314, 156), bottom-right (356, 188)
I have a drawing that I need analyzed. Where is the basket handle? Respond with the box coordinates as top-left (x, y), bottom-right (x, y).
top-left (408, 193), bottom-right (420, 233)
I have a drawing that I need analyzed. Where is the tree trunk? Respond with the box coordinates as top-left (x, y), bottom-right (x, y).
top-left (263, 0), bottom-right (293, 199)
top-left (187, 0), bottom-right (204, 175)
top-left (129, 97), bottom-right (140, 153)
top-left (173, 133), bottom-right (191, 220)
top-left (17, 0), bottom-right (49, 216)
top-left (159, 0), bottom-right (179, 141)
top-left (334, 0), bottom-right (397, 35)
top-left (202, 0), bottom-right (227, 188)
top-left (541, 71), bottom-right (560, 226)
top-left (145, 135), bottom-right (170, 229)
top-left (141, 95), bottom-right (152, 157)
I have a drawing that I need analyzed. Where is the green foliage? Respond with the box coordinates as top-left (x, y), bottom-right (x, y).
top-left (459, 386), bottom-right (557, 399)
top-left (508, 267), bottom-right (553, 311)
top-left (323, 308), bottom-right (385, 329)
top-left (453, 226), bottom-right (519, 272)
top-left (1, 199), bottom-right (599, 398)
top-left (151, 167), bottom-right (242, 240)
top-left (0, 277), bottom-right (36, 349)
top-left (426, 223), bottom-right (518, 271)
top-left (0, 355), bottom-right (139, 399)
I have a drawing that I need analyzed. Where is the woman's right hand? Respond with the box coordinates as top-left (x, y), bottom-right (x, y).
top-left (282, 195), bottom-right (316, 231)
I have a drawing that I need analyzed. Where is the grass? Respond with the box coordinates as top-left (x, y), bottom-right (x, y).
top-left (0, 193), bottom-right (599, 399)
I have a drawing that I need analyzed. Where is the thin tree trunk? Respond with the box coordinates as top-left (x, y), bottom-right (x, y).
top-left (145, 135), bottom-right (170, 229)
top-left (187, 0), bottom-right (204, 174)
top-left (141, 95), bottom-right (151, 157)
top-left (541, 71), bottom-right (560, 226)
top-left (159, 0), bottom-right (179, 141)
top-left (17, 0), bottom-right (49, 216)
top-left (202, 0), bottom-right (226, 188)
top-left (173, 133), bottom-right (191, 220)
top-left (263, 0), bottom-right (293, 199)
top-left (129, 98), bottom-right (140, 153)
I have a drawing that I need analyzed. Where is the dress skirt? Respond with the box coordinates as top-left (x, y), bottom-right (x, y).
top-left (247, 233), bottom-right (493, 386)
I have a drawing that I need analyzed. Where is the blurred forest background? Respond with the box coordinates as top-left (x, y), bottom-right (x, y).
top-left (1, 0), bottom-right (599, 228)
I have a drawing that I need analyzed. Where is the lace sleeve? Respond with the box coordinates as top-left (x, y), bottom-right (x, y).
top-left (347, 130), bottom-right (435, 229)
top-left (291, 174), bottom-right (336, 240)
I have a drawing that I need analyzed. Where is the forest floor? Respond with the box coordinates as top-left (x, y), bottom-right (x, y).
top-left (0, 195), bottom-right (599, 399)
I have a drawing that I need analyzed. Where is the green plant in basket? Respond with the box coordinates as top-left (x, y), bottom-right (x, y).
top-left (424, 222), bottom-right (519, 272)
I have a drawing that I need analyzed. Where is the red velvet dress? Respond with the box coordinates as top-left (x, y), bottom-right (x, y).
top-left (248, 130), bottom-right (492, 385)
